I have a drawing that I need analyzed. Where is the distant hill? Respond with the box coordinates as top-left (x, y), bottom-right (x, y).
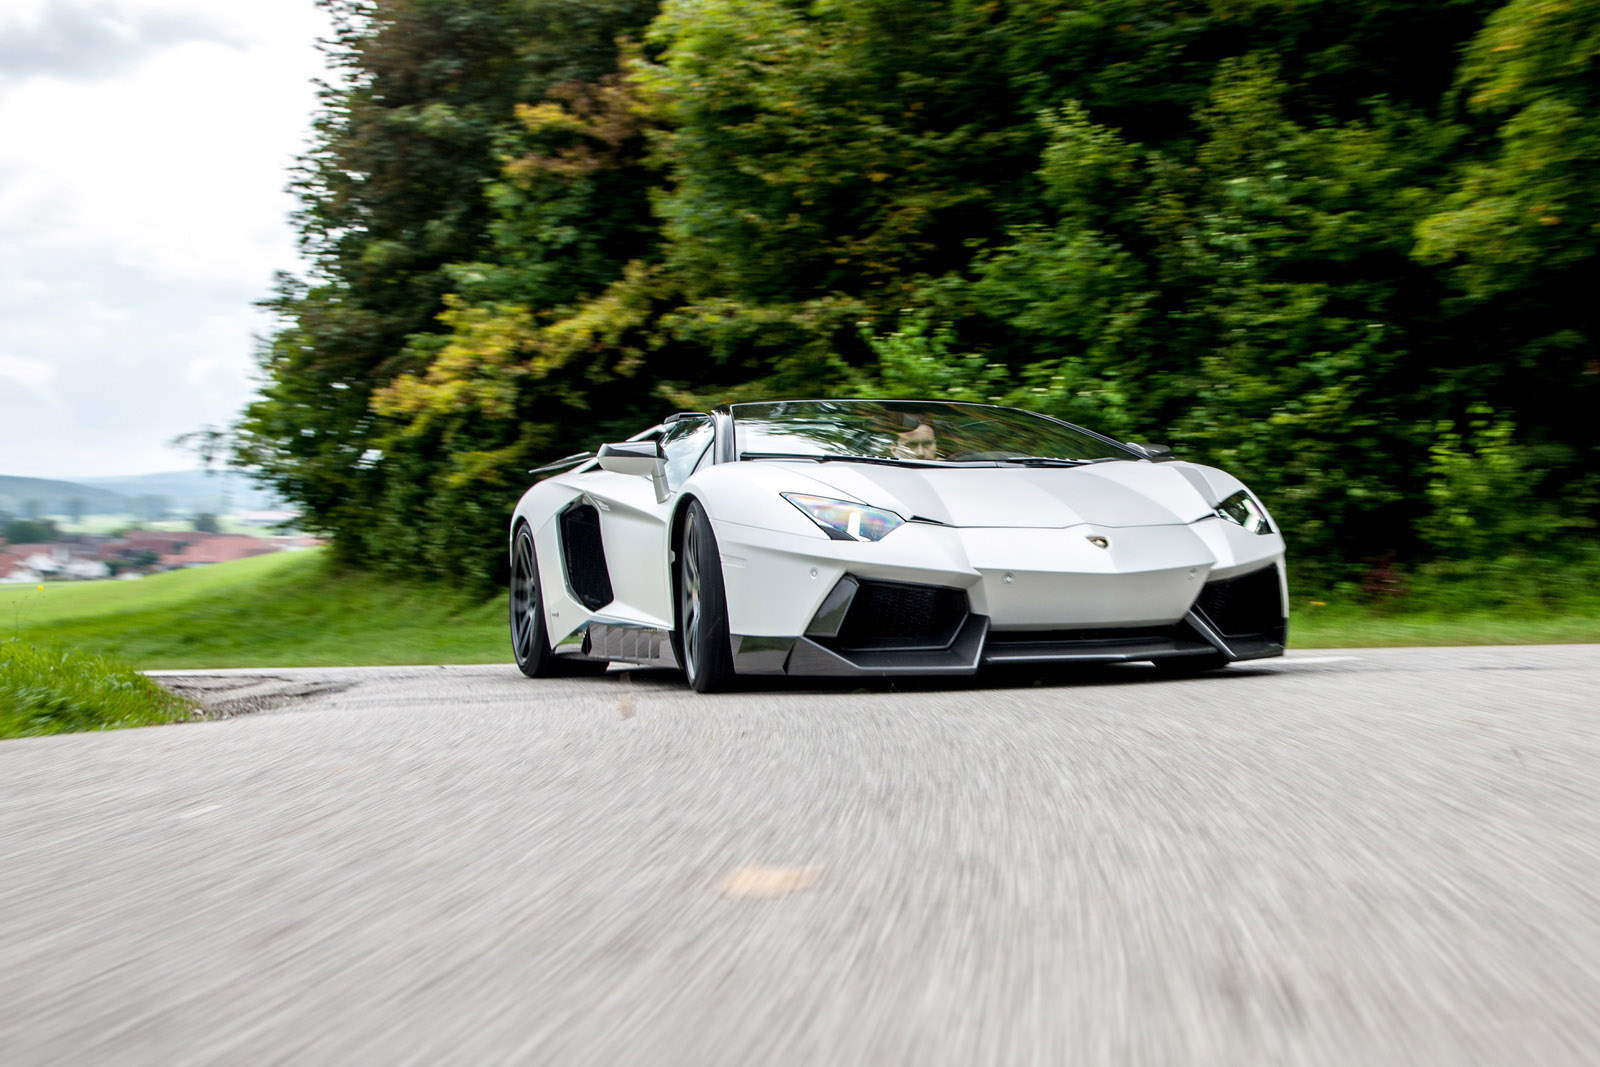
top-left (0, 476), bottom-right (129, 516)
top-left (76, 471), bottom-right (287, 514)
top-left (0, 471), bottom-right (287, 517)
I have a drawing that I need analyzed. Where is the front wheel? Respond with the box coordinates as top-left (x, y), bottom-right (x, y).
top-left (510, 525), bottom-right (606, 678)
top-left (677, 501), bottom-right (737, 693)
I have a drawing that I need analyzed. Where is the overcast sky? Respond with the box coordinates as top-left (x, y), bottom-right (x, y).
top-left (0, 0), bottom-right (330, 479)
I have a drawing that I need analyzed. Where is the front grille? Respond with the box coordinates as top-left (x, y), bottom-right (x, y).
top-left (834, 579), bottom-right (969, 652)
top-left (1195, 565), bottom-right (1283, 638)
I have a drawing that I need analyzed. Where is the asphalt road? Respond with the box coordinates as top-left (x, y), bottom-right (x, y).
top-left (3, 646), bottom-right (1599, 1065)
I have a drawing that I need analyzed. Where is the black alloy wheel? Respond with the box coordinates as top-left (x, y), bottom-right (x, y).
top-left (677, 501), bottom-right (737, 693)
top-left (510, 525), bottom-right (606, 678)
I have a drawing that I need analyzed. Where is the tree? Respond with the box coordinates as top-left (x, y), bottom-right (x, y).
top-left (4, 518), bottom-right (57, 544)
top-left (193, 513), bottom-right (221, 534)
top-left (238, 0), bottom-right (662, 586)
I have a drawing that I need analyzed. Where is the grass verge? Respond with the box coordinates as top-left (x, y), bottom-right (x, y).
top-left (1291, 550), bottom-right (1600, 647)
top-left (0, 548), bottom-right (508, 668)
top-left (0, 637), bottom-right (198, 739)
top-left (1290, 607), bottom-right (1600, 648)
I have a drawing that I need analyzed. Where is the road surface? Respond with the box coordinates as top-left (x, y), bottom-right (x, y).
top-left (3, 646), bottom-right (1599, 1065)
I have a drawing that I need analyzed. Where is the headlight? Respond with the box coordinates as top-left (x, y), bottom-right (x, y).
top-left (781, 493), bottom-right (905, 541)
top-left (1215, 490), bottom-right (1273, 534)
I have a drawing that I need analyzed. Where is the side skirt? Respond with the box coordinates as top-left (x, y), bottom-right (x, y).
top-left (557, 616), bottom-right (680, 669)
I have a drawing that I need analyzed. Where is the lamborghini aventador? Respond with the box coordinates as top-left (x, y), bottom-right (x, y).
top-left (509, 399), bottom-right (1287, 692)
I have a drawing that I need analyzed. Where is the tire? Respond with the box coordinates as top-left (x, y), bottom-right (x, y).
top-left (1151, 653), bottom-right (1230, 677)
top-left (677, 501), bottom-right (737, 693)
top-left (510, 524), bottom-right (607, 678)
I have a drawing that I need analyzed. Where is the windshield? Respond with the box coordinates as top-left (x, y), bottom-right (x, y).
top-left (731, 400), bottom-right (1131, 464)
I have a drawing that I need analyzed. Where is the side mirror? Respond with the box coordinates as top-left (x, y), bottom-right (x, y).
top-left (1126, 441), bottom-right (1174, 461)
top-left (598, 439), bottom-right (666, 477)
top-left (598, 440), bottom-right (671, 502)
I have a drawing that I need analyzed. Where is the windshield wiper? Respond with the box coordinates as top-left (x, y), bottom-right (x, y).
top-left (739, 451), bottom-right (954, 469)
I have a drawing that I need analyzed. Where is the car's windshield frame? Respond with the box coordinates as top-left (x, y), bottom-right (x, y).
top-left (728, 399), bottom-right (1138, 467)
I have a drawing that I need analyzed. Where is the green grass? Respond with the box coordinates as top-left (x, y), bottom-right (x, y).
top-left (1, 549), bottom-right (510, 669)
top-left (1290, 605), bottom-right (1600, 647)
top-left (0, 638), bottom-right (198, 739)
top-left (1290, 550), bottom-right (1600, 647)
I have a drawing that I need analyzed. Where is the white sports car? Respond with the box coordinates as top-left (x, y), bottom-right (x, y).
top-left (509, 399), bottom-right (1287, 692)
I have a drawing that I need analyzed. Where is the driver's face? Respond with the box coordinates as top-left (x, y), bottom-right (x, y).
top-left (895, 422), bottom-right (938, 460)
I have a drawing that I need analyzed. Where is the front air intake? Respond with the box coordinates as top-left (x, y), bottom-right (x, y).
top-left (1194, 564), bottom-right (1284, 639)
top-left (832, 579), bottom-right (969, 652)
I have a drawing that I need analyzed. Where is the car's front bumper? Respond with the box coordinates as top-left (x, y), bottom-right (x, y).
top-left (713, 517), bottom-right (1287, 677)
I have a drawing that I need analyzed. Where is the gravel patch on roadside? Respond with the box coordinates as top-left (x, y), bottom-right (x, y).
top-left (151, 674), bottom-right (355, 719)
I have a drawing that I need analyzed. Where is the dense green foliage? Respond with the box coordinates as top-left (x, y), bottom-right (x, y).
top-left (236, 0), bottom-right (1600, 591)
top-left (0, 638), bottom-right (197, 739)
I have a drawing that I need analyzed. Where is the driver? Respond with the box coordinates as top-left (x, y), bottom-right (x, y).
top-left (892, 418), bottom-right (939, 460)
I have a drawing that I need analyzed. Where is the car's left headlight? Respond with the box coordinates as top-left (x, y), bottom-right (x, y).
top-left (1215, 490), bottom-right (1273, 535)
top-left (781, 493), bottom-right (905, 542)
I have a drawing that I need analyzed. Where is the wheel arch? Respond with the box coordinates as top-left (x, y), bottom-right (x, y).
top-left (666, 493), bottom-right (704, 665)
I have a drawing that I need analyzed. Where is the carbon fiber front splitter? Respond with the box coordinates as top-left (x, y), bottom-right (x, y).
top-left (729, 612), bottom-right (1284, 678)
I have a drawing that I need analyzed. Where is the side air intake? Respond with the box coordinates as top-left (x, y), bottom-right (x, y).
top-left (558, 501), bottom-right (613, 611)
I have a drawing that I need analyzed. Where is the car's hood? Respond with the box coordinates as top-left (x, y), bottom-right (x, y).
top-left (787, 460), bottom-right (1219, 528)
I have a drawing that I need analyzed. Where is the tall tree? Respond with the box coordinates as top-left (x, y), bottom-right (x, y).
top-left (237, 0), bottom-right (659, 582)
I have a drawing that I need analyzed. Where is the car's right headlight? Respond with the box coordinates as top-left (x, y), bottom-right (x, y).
top-left (1214, 490), bottom-right (1273, 535)
top-left (781, 493), bottom-right (905, 542)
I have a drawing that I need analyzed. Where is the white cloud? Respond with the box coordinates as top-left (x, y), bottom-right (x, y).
top-left (0, 0), bottom-right (330, 478)
top-left (0, 354), bottom-right (60, 406)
